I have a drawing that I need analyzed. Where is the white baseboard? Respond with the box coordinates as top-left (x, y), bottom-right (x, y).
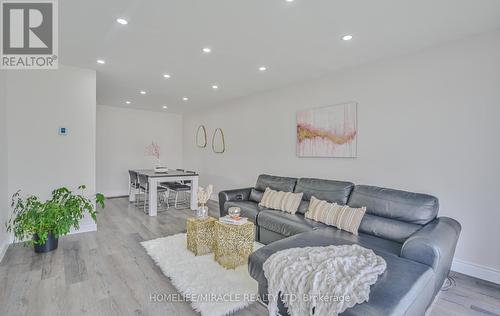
top-left (103, 190), bottom-right (129, 198)
top-left (0, 238), bottom-right (9, 264)
top-left (452, 258), bottom-right (500, 285)
top-left (4, 222), bottom-right (97, 254)
top-left (69, 222), bottom-right (97, 235)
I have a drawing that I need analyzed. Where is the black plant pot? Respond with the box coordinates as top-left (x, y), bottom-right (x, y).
top-left (33, 232), bottom-right (58, 253)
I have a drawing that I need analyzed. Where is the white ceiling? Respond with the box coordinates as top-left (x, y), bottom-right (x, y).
top-left (59, 0), bottom-right (500, 113)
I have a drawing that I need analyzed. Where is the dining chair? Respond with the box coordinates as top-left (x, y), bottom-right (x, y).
top-left (137, 173), bottom-right (168, 213)
top-left (162, 182), bottom-right (191, 209)
top-left (128, 170), bottom-right (140, 205)
top-left (183, 170), bottom-right (196, 185)
top-left (161, 169), bottom-right (196, 209)
top-left (175, 169), bottom-right (185, 184)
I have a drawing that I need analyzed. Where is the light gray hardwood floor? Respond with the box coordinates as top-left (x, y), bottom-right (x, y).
top-left (0, 197), bottom-right (499, 316)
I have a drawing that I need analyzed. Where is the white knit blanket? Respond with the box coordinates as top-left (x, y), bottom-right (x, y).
top-left (263, 244), bottom-right (387, 316)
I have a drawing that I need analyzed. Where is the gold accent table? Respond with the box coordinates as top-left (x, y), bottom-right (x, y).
top-left (214, 221), bottom-right (255, 269)
top-left (186, 217), bottom-right (216, 255)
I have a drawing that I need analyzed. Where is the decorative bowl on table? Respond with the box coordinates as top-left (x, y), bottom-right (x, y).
top-left (154, 166), bottom-right (168, 173)
top-left (228, 207), bottom-right (241, 220)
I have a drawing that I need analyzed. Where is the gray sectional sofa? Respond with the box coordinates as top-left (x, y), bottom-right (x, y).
top-left (219, 174), bottom-right (461, 316)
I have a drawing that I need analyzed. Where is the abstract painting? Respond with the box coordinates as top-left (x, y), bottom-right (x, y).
top-left (297, 102), bottom-right (357, 157)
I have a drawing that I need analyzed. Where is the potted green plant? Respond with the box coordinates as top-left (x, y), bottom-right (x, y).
top-left (6, 185), bottom-right (105, 253)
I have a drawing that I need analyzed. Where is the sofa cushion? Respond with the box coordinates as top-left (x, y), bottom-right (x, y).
top-left (293, 178), bottom-right (354, 214)
top-left (296, 200), bottom-right (310, 214)
top-left (255, 174), bottom-right (297, 192)
top-left (249, 229), bottom-right (434, 316)
top-left (348, 185), bottom-right (438, 225)
top-left (358, 214), bottom-right (422, 243)
top-left (348, 185), bottom-right (439, 243)
top-left (257, 210), bottom-right (326, 237)
top-left (249, 188), bottom-right (263, 203)
top-left (224, 201), bottom-right (263, 223)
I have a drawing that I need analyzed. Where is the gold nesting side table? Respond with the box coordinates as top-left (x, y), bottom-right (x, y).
top-left (214, 221), bottom-right (254, 269)
top-left (186, 217), bottom-right (217, 256)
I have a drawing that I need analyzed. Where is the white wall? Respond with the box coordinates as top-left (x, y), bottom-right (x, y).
top-left (6, 65), bottom-right (97, 233)
top-left (96, 105), bottom-right (183, 197)
top-left (183, 32), bottom-right (500, 282)
top-left (0, 71), bottom-right (9, 261)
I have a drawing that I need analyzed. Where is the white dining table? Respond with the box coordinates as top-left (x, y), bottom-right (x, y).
top-left (130, 169), bottom-right (199, 216)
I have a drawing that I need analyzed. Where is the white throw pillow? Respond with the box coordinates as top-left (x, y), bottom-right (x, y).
top-left (305, 196), bottom-right (366, 235)
top-left (259, 187), bottom-right (303, 214)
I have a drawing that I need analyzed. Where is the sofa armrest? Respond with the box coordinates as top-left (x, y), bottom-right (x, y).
top-left (401, 217), bottom-right (461, 294)
top-left (218, 188), bottom-right (253, 217)
top-left (401, 217), bottom-right (461, 269)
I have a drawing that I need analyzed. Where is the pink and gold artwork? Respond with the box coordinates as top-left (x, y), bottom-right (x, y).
top-left (297, 103), bottom-right (357, 157)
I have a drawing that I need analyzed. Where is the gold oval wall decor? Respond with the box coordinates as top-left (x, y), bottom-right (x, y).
top-left (212, 128), bottom-right (225, 154)
top-left (196, 125), bottom-right (207, 148)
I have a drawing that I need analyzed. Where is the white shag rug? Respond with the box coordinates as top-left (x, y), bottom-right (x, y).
top-left (141, 233), bottom-right (262, 316)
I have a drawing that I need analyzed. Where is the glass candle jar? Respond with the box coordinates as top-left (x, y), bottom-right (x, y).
top-left (228, 207), bottom-right (241, 219)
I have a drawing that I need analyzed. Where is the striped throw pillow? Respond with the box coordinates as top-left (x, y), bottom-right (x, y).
top-left (259, 187), bottom-right (303, 214)
top-left (305, 196), bottom-right (366, 235)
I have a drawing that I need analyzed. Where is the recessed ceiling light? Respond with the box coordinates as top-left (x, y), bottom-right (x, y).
top-left (163, 74), bottom-right (171, 79)
top-left (259, 66), bottom-right (267, 71)
top-left (182, 97), bottom-right (189, 101)
top-left (116, 18), bottom-right (128, 25)
top-left (341, 34), bottom-right (353, 41)
top-left (125, 101), bottom-right (131, 104)
top-left (140, 90), bottom-right (146, 95)
top-left (212, 85), bottom-right (219, 90)
top-left (162, 105), bottom-right (168, 109)
top-left (285, 0), bottom-right (294, 2)
top-left (202, 47), bottom-right (212, 53)
top-left (96, 59), bottom-right (105, 64)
